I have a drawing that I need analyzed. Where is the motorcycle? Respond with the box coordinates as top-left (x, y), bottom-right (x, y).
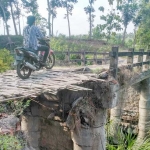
top-left (14, 38), bottom-right (55, 79)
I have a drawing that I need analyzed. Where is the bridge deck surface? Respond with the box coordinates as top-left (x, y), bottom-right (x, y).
top-left (0, 68), bottom-right (99, 102)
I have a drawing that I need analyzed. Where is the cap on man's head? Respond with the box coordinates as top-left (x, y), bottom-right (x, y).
top-left (27, 16), bottom-right (36, 25)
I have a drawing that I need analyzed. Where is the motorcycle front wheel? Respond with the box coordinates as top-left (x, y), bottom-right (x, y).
top-left (17, 61), bottom-right (32, 79)
top-left (46, 53), bottom-right (55, 69)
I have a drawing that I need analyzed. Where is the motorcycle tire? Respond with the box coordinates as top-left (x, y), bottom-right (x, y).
top-left (46, 53), bottom-right (55, 69)
top-left (17, 61), bottom-right (32, 79)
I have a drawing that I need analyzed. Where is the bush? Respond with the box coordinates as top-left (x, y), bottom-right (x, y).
top-left (125, 39), bottom-right (134, 48)
top-left (0, 135), bottom-right (23, 150)
top-left (0, 35), bottom-right (23, 50)
top-left (0, 49), bottom-right (14, 73)
top-left (50, 37), bottom-right (103, 52)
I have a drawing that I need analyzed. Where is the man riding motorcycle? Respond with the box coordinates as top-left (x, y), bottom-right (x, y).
top-left (23, 15), bottom-right (49, 66)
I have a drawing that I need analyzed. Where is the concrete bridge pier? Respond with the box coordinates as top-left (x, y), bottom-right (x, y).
top-left (138, 78), bottom-right (150, 139)
top-left (21, 102), bottom-right (40, 150)
top-left (66, 82), bottom-right (119, 150)
top-left (110, 88), bottom-right (124, 144)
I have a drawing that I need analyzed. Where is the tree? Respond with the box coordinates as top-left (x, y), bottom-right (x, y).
top-left (84, 0), bottom-right (96, 39)
top-left (50, 0), bottom-right (62, 37)
top-left (13, 0), bottom-right (22, 35)
top-left (135, 0), bottom-right (150, 47)
top-left (92, 25), bottom-right (105, 39)
top-left (108, 0), bottom-right (123, 5)
top-left (21, 0), bottom-right (39, 15)
top-left (98, 7), bottom-right (122, 41)
top-left (9, 0), bottom-right (18, 35)
top-left (0, 0), bottom-right (10, 36)
top-left (117, 0), bottom-right (138, 44)
top-left (51, 8), bottom-right (56, 37)
top-left (47, 0), bottom-right (51, 37)
top-left (62, 0), bottom-right (77, 38)
top-left (35, 14), bottom-right (48, 36)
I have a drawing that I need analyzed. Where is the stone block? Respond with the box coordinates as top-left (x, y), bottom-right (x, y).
top-left (21, 116), bottom-right (39, 132)
top-left (0, 115), bottom-right (19, 129)
top-left (24, 131), bottom-right (40, 149)
top-left (31, 103), bottom-right (39, 116)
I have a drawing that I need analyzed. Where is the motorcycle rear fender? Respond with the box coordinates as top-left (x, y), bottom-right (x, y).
top-left (49, 49), bottom-right (54, 54)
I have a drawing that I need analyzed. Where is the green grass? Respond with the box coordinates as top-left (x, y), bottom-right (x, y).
top-left (0, 135), bottom-right (23, 150)
top-left (106, 122), bottom-right (150, 150)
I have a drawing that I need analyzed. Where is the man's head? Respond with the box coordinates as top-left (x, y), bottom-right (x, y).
top-left (27, 16), bottom-right (35, 26)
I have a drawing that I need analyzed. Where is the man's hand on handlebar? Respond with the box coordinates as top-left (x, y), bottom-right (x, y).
top-left (38, 37), bottom-right (50, 41)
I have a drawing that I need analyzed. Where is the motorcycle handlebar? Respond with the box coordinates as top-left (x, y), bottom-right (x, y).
top-left (38, 38), bottom-right (50, 42)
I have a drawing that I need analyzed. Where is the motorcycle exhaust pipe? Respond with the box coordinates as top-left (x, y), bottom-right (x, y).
top-left (25, 62), bottom-right (36, 70)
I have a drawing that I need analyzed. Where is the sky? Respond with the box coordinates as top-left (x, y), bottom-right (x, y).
top-left (0, 0), bottom-right (134, 36)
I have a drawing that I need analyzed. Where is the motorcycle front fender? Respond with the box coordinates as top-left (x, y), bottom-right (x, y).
top-left (14, 60), bottom-right (20, 66)
top-left (14, 55), bottom-right (24, 66)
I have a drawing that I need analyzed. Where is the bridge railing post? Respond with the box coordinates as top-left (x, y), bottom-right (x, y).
top-left (81, 50), bottom-right (86, 66)
top-left (145, 50), bottom-right (150, 70)
top-left (94, 51), bottom-right (97, 65)
top-left (138, 49), bottom-right (144, 72)
top-left (109, 47), bottom-right (123, 144)
top-left (109, 47), bottom-right (119, 79)
top-left (127, 48), bottom-right (134, 71)
top-left (65, 50), bottom-right (70, 62)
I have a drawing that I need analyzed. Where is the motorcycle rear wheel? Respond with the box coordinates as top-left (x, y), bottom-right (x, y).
top-left (17, 61), bottom-right (32, 79)
top-left (46, 53), bottom-right (55, 69)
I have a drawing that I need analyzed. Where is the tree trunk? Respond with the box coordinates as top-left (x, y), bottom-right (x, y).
top-left (14, 2), bottom-right (21, 35)
top-left (122, 25), bottom-right (127, 45)
top-left (66, 8), bottom-right (71, 38)
top-left (3, 19), bottom-right (5, 35)
top-left (133, 27), bottom-right (137, 48)
top-left (47, 0), bottom-right (51, 37)
top-left (10, 2), bottom-right (18, 35)
top-left (89, 2), bottom-right (92, 39)
top-left (22, 14), bottom-right (25, 30)
top-left (52, 14), bottom-right (54, 37)
top-left (18, 18), bottom-right (21, 35)
top-left (0, 1), bottom-right (9, 36)
top-left (89, 12), bottom-right (92, 39)
top-left (5, 22), bottom-right (9, 37)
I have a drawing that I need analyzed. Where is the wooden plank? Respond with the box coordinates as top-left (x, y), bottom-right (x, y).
top-left (69, 59), bottom-right (82, 62)
top-left (133, 62), bottom-right (143, 67)
top-left (84, 52), bottom-right (95, 54)
top-left (118, 52), bottom-right (132, 57)
top-left (143, 61), bottom-right (150, 65)
top-left (134, 51), bottom-right (145, 56)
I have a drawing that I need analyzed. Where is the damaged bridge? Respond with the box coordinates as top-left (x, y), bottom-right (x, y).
top-left (1, 47), bottom-right (150, 150)
top-left (0, 66), bottom-right (119, 150)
